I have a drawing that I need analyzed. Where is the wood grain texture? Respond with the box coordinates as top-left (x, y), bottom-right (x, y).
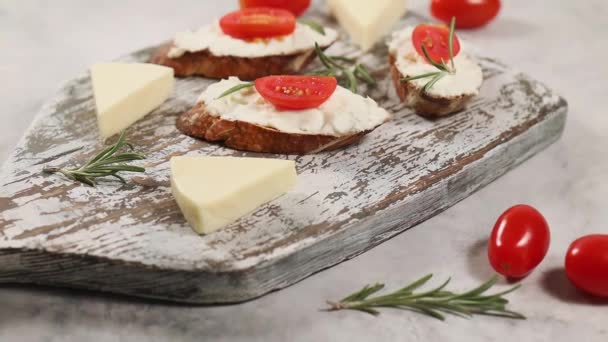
top-left (0, 11), bottom-right (567, 303)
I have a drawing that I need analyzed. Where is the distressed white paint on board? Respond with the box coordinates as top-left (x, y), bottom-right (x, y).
top-left (0, 12), bottom-right (567, 303)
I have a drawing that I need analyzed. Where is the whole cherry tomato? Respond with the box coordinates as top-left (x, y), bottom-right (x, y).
top-left (240, 0), bottom-right (311, 17)
top-left (412, 24), bottom-right (461, 64)
top-left (488, 205), bottom-right (550, 278)
top-left (255, 75), bottom-right (338, 110)
top-left (565, 235), bottom-right (608, 298)
top-left (219, 8), bottom-right (295, 40)
top-left (431, 0), bottom-right (501, 29)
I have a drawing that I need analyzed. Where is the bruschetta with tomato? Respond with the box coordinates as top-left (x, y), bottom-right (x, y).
top-left (177, 75), bottom-right (391, 154)
top-left (151, 8), bottom-right (338, 79)
top-left (388, 19), bottom-right (483, 118)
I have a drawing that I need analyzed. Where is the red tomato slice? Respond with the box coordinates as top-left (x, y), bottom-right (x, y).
top-left (565, 235), bottom-right (608, 298)
top-left (240, 0), bottom-right (311, 17)
top-left (219, 8), bottom-right (295, 40)
top-left (255, 76), bottom-right (338, 110)
top-left (488, 205), bottom-right (550, 279)
top-left (431, 0), bottom-right (501, 29)
top-left (412, 24), bottom-right (461, 65)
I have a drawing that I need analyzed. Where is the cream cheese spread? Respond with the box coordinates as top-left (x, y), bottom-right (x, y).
top-left (168, 22), bottom-right (338, 59)
top-left (198, 77), bottom-right (391, 136)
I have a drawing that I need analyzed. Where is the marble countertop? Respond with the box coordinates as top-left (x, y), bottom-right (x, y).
top-left (1, 0), bottom-right (607, 341)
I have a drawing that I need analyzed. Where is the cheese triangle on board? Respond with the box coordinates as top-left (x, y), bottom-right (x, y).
top-left (170, 156), bottom-right (297, 235)
top-left (328, 0), bottom-right (407, 51)
top-left (90, 63), bottom-right (174, 139)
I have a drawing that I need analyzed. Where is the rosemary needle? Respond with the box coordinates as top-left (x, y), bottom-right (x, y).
top-left (326, 274), bottom-right (525, 321)
top-left (298, 19), bottom-right (326, 35)
top-left (311, 43), bottom-right (377, 94)
top-left (216, 82), bottom-right (254, 100)
top-left (43, 130), bottom-right (145, 187)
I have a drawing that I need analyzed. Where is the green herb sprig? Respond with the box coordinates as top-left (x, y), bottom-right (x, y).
top-left (310, 43), bottom-right (377, 93)
top-left (401, 17), bottom-right (457, 94)
top-left (325, 274), bottom-right (525, 321)
top-left (215, 49), bottom-right (377, 100)
top-left (43, 131), bottom-right (145, 187)
top-left (298, 19), bottom-right (326, 35)
top-left (215, 39), bottom-right (377, 100)
top-left (216, 82), bottom-right (254, 100)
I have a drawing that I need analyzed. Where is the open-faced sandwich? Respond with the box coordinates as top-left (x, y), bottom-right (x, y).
top-left (177, 75), bottom-right (391, 154)
top-left (388, 19), bottom-right (483, 118)
top-left (151, 8), bottom-right (338, 79)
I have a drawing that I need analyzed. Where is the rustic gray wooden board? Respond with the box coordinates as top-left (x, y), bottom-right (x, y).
top-left (0, 11), bottom-right (567, 303)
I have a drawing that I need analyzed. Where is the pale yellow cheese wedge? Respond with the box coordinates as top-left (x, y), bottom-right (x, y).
top-left (328, 0), bottom-right (407, 51)
top-left (170, 156), bottom-right (297, 235)
top-left (91, 63), bottom-right (174, 139)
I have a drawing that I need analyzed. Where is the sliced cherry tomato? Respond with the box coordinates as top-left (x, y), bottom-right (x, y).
top-left (255, 75), bottom-right (338, 110)
top-left (219, 8), bottom-right (295, 40)
top-left (240, 0), bottom-right (311, 17)
top-left (488, 205), bottom-right (550, 279)
top-left (412, 24), bottom-right (461, 65)
top-left (431, 0), bottom-right (501, 29)
top-left (565, 235), bottom-right (608, 298)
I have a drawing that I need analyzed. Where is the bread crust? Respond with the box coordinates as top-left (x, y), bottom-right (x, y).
top-left (389, 54), bottom-right (476, 118)
top-left (176, 103), bottom-right (374, 155)
top-left (150, 43), bottom-right (322, 80)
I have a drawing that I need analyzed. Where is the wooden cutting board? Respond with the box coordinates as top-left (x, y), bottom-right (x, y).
top-left (0, 11), bottom-right (567, 303)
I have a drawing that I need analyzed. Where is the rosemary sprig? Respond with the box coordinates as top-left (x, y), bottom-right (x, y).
top-left (216, 82), bottom-right (254, 100)
top-left (401, 17), bottom-right (458, 93)
top-left (329, 55), bottom-right (356, 64)
top-left (216, 42), bottom-right (377, 99)
top-left (448, 16), bottom-right (456, 71)
top-left (424, 72), bottom-right (447, 93)
top-left (298, 19), bottom-right (326, 35)
top-left (421, 43), bottom-right (451, 72)
top-left (43, 131), bottom-right (145, 187)
top-left (354, 64), bottom-right (376, 86)
top-left (325, 274), bottom-right (525, 321)
top-left (310, 43), bottom-right (377, 93)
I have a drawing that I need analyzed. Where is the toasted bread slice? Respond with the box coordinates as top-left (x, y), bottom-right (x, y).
top-left (389, 54), bottom-right (475, 118)
top-left (177, 103), bottom-right (372, 155)
top-left (150, 43), bottom-right (320, 80)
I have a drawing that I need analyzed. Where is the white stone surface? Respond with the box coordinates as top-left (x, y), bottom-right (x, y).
top-left (0, 0), bottom-right (607, 341)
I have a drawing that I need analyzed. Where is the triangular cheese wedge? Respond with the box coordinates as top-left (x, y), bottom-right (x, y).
top-left (328, 0), bottom-right (407, 51)
top-left (91, 63), bottom-right (174, 138)
top-left (171, 157), bottom-right (297, 235)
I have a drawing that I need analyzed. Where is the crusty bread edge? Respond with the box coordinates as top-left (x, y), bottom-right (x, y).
top-left (176, 103), bottom-right (382, 155)
top-left (389, 54), bottom-right (476, 118)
